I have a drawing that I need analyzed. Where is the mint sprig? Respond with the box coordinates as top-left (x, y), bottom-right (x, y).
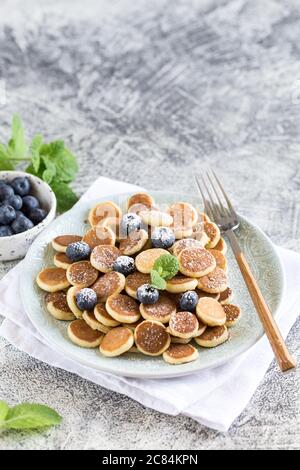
top-left (0, 114), bottom-right (79, 212)
top-left (150, 269), bottom-right (167, 290)
top-left (0, 401), bottom-right (61, 431)
top-left (150, 254), bottom-right (179, 290)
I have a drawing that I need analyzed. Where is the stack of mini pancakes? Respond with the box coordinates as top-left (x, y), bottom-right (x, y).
top-left (36, 193), bottom-right (241, 365)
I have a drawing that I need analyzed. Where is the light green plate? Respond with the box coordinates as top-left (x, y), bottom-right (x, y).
top-left (20, 191), bottom-right (285, 379)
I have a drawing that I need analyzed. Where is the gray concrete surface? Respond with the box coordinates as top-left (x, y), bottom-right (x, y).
top-left (0, 0), bottom-right (299, 450)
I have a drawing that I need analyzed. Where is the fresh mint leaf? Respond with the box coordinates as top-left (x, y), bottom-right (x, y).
top-left (41, 155), bottom-right (57, 184)
top-left (41, 140), bottom-right (64, 157)
top-left (55, 148), bottom-right (78, 183)
top-left (1, 114), bottom-right (79, 212)
top-left (0, 401), bottom-right (9, 422)
top-left (25, 162), bottom-right (45, 179)
top-left (30, 134), bottom-right (43, 173)
top-left (1, 403), bottom-right (61, 430)
top-left (40, 141), bottom-right (78, 183)
top-left (0, 143), bottom-right (9, 159)
top-left (0, 144), bottom-right (14, 170)
top-left (51, 181), bottom-right (78, 212)
top-left (153, 254), bottom-right (179, 280)
top-left (150, 270), bottom-right (167, 290)
top-left (7, 114), bottom-right (28, 159)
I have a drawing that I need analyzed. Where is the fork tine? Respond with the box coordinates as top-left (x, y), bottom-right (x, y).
top-left (206, 172), bottom-right (226, 219)
top-left (201, 174), bottom-right (223, 221)
top-left (212, 170), bottom-right (238, 218)
top-left (195, 177), bottom-right (213, 220)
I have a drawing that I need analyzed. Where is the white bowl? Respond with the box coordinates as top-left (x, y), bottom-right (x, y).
top-left (0, 171), bottom-right (56, 261)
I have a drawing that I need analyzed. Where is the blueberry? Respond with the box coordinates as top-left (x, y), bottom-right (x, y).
top-left (15, 210), bottom-right (24, 219)
top-left (66, 241), bottom-right (91, 262)
top-left (28, 208), bottom-right (48, 225)
top-left (22, 195), bottom-right (40, 213)
top-left (11, 177), bottom-right (31, 196)
top-left (137, 283), bottom-right (159, 304)
top-left (0, 184), bottom-right (14, 202)
top-left (76, 288), bottom-right (97, 311)
top-left (120, 213), bottom-right (141, 237)
top-left (113, 256), bottom-right (135, 276)
top-left (11, 214), bottom-right (34, 233)
top-left (0, 204), bottom-right (16, 225)
top-left (0, 225), bottom-right (14, 237)
top-left (7, 194), bottom-right (23, 211)
top-left (151, 226), bottom-right (175, 249)
top-left (179, 291), bottom-right (199, 312)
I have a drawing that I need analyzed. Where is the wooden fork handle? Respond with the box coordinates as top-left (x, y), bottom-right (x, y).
top-left (227, 230), bottom-right (296, 372)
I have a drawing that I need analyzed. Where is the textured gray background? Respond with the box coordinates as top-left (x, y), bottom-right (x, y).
top-left (0, 0), bottom-right (299, 450)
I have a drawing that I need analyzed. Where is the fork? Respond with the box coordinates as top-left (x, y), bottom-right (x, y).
top-left (196, 171), bottom-right (296, 372)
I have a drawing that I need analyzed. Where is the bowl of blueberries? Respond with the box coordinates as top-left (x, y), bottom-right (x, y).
top-left (0, 171), bottom-right (57, 261)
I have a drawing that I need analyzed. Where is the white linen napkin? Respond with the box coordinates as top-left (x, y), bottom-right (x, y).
top-left (0, 177), bottom-right (299, 432)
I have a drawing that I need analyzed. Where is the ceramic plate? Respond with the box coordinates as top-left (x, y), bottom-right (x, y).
top-left (20, 191), bottom-right (285, 379)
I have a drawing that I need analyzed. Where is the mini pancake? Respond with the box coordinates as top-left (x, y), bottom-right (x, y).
top-left (178, 247), bottom-right (216, 278)
top-left (90, 245), bottom-right (120, 273)
top-left (194, 321), bottom-right (207, 337)
top-left (208, 249), bottom-right (227, 271)
top-left (100, 327), bottom-right (134, 357)
top-left (197, 267), bottom-right (227, 293)
top-left (106, 294), bottom-right (141, 323)
top-left (139, 210), bottom-right (173, 227)
top-left (52, 235), bottom-right (82, 253)
top-left (171, 224), bottom-right (193, 240)
top-left (94, 303), bottom-right (120, 327)
top-left (67, 286), bottom-right (84, 318)
top-left (170, 336), bottom-right (192, 344)
top-left (88, 201), bottom-right (122, 227)
top-left (168, 202), bottom-right (198, 228)
top-left (165, 275), bottom-right (198, 294)
top-left (68, 319), bottom-right (104, 348)
top-left (196, 297), bottom-right (226, 326)
top-left (223, 304), bottom-right (241, 327)
top-left (163, 343), bottom-right (198, 365)
top-left (92, 271), bottom-right (125, 302)
top-left (135, 248), bottom-right (169, 274)
top-left (134, 320), bottom-right (170, 356)
top-left (45, 291), bottom-right (75, 321)
top-left (119, 229), bottom-right (148, 255)
top-left (127, 192), bottom-right (155, 212)
top-left (192, 222), bottom-right (210, 245)
top-left (172, 238), bottom-right (204, 257)
top-left (196, 288), bottom-right (220, 301)
top-left (82, 310), bottom-right (111, 333)
top-left (204, 222), bottom-right (221, 248)
top-left (214, 237), bottom-right (227, 254)
top-left (82, 226), bottom-right (115, 250)
top-left (168, 311), bottom-right (199, 339)
top-left (122, 319), bottom-right (142, 331)
top-left (194, 325), bottom-right (229, 348)
top-left (54, 252), bottom-right (73, 270)
top-left (99, 217), bottom-right (121, 241)
top-left (197, 211), bottom-right (211, 223)
top-left (125, 272), bottom-right (151, 299)
top-left (66, 261), bottom-right (98, 287)
top-left (218, 287), bottom-right (233, 305)
top-left (140, 293), bottom-right (176, 324)
top-left (36, 267), bottom-right (70, 292)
